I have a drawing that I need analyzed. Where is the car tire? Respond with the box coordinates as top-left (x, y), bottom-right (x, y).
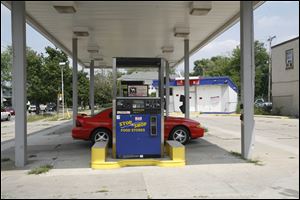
top-left (91, 128), bottom-right (112, 147)
top-left (169, 126), bottom-right (190, 145)
top-left (6, 114), bottom-right (11, 121)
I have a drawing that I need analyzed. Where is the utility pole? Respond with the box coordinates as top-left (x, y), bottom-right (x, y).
top-left (267, 35), bottom-right (276, 102)
top-left (59, 62), bottom-right (66, 118)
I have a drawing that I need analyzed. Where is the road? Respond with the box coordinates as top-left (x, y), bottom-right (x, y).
top-left (1, 115), bottom-right (70, 143)
top-left (194, 115), bottom-right (299, 156)
top-left (1, 114), bottom-right (299, 199)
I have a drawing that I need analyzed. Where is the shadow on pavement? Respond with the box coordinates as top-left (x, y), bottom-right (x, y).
top-left (1, 127), bottom-right (245, 171)
top-left (185, 138), bottom-right (246, 165)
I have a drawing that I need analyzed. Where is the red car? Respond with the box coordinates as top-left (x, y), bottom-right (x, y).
top-left (4, 107), bottom-right (15, 115)
top-left (72, 108), bottom-right (204, 145)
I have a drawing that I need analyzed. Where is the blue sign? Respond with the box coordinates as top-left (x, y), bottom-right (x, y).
top-left (116, 114), bottom-right (161, 158)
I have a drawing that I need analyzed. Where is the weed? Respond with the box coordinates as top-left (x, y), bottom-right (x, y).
top-left (1, 158), bottom-right (10, 162)
top-left (96, 189), bottom-right (109, 193)
top-left (230, 151), bottom-right (242, 157)
top-left (203, 127), bottom-right (209, 133)
top-left (230, 151), bottom-right (264, 166)
top-left (28, 164), bottom-right (53, 175)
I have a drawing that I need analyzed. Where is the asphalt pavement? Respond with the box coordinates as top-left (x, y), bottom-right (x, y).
top-left (1, 114), bottom-right (299, 199)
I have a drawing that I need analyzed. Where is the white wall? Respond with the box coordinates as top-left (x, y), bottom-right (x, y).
top-left (272, 38), bottom-right (299, 117)
top-left (171, 84), bottom-right (237, 113)
top-left (169, 88), bottom-right (175, 113)
top-left (172, 86), bottom-right (184, 112)
top-left (197, 85), bottom-right (222, 112)
top-left (221, 86), bottom-right (229, 112)
top-left (228, 86), bottom-right (238, 112)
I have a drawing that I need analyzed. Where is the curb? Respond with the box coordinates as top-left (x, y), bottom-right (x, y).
top-left (254, 115), bottom-right (291, 119)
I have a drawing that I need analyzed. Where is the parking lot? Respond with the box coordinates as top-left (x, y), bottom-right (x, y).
top-left (1, 114), bottom-right (299, 199)
top-left (1, 114), bottom-right (71, 143)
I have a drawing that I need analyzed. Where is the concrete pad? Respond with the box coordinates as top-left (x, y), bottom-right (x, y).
top-left (1, 115), bottom-right (299, 199)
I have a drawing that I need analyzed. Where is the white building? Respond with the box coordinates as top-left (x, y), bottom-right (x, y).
top-left (271, 37), bottom-right (299, 117)
top-left (153, 76), bottom-right (238, 114)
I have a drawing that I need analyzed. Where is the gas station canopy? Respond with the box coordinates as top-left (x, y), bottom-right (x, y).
top-left (3, 1), bottom-right (262, 68)
top-left (4, 1), bottom-right (262, 167)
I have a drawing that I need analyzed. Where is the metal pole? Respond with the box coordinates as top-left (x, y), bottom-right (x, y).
top-left (61, 64), bottom-right (64, 118)
top-left (184, 38), bottom-right (190, 119)
top-left (112, 58), bottom-right (117, 158)
top-left (166, 61), bottom-right (170, 117)
top-left (240, 1), bottom-right (255, 159)
top-left (12, 1), bottom-right (27, 167)
top-left (160, 58), bottom-right (165, 157)
top-left (72, 38), bottom-right (78, 127)
top-left (90, 60), bottom-right (95, 115)
top-left (267, 36), bottom-right (276, 102)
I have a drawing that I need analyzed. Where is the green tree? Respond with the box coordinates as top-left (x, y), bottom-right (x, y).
top-left (229, 41), bottom-right (269, 98)
top-left (1, 46), bottom-right (12, 106)
top-left (78, 70), bottom-right (90, 109)
top-left (94, 71), bottom-right (113, 105)
top-left (191, 41), bottom-right (269, 99)
top-left (1, 46), bottom-right (12, 85)
top-left (191, 59), bottom-right (207, 76)
top-left (1, 45), bottom-right (90, 112)
top-left (41, 46), bottom-right (70, 106)
top-left (26, 47), bottom-right (44, 112)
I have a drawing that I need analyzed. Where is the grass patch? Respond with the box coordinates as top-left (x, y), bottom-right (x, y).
top-left (254, 107), bottom-right (272, 115)
top-left (247, 159), bottom-right (264, 166)
top-left (101, 103), bottom-right (112, 108)
top-left (96, 189), bottom-right (109, 193)
top-left (28, 164), bottom-right (53, 175)
top-left (230, 151), bottom-right (242, 157)
top-left (1, 158), bottom-right (11, 162)
top-left (46, 115), bottom-right (72, 121)
top-left (27, 114), bottom-right (52, 122)
top-left (203, 127), bottom-right (209, 133)
top-left (27, 113), bottom-right (72, 122)
top-left (230, 151), bottom-right (264, 166)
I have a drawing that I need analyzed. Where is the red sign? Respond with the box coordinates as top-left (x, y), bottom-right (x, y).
top-left (176, 79), bottom-right (200, 86)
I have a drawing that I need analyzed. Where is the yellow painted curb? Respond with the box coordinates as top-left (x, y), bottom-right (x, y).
top-left (91, 159), bottom-right (185, 169)
top-left (91, 140), bottom-right (185, 169)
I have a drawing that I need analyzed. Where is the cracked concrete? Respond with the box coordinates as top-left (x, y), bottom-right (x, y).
top-left (1, 114), bottom-right (299, 199)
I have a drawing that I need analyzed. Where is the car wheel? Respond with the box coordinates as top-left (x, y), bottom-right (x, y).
top-left (91, 128), bottom-right (111, 146)
top-left (6, 115), bottom-right (11, 121)
top-left (169, 126), bottom-right (190, 145)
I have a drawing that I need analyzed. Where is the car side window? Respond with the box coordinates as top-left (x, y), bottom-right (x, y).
top-left (109, 112), bottom-right (112, 119)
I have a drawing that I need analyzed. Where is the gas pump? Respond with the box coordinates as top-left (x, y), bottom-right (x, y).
top-left (112, 57), bottom-right (165, 159)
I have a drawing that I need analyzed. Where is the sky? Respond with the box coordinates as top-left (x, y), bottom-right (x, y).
top-left (1, 1), bottom-right (299, 74)
top-left (176, 1), bottom-right (299, 72)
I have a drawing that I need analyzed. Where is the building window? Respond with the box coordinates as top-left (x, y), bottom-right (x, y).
top-left (285, 49), bottom-right (294, 70)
